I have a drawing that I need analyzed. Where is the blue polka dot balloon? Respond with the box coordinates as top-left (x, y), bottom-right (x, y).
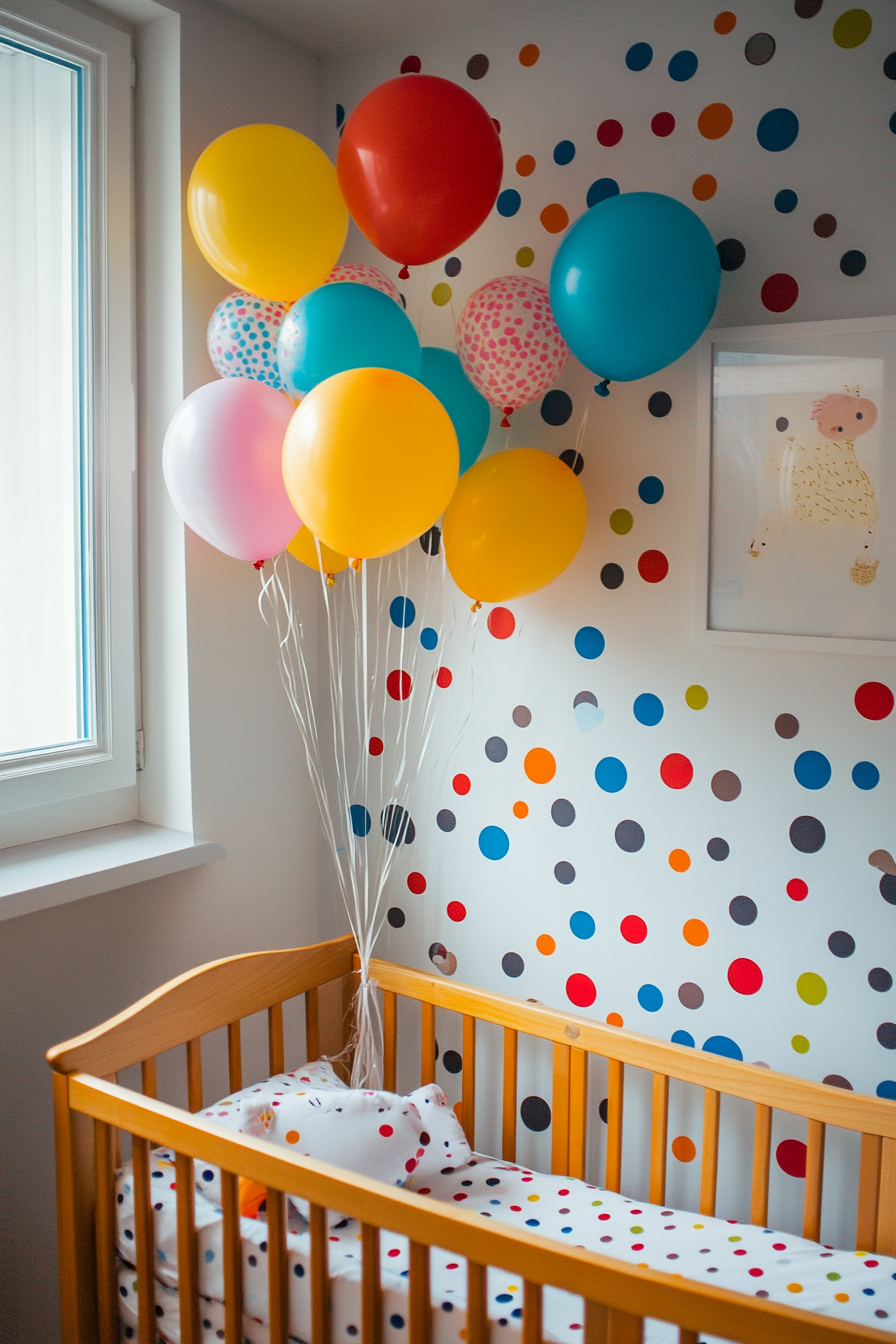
top-left (207, 290), bottom-right (288, 389)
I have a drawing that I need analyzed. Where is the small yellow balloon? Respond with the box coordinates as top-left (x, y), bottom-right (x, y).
top-left (287, 526), bottom-right (349, 574)
top-left (443, 448), bottom-right (587, 602)
top-left (187, 125), bottom-right (348, 301)
top-left (282, 368), bottom-right (459, 559)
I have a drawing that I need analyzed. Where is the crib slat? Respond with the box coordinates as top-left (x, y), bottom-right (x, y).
top-left (131, 1135), bottom-right (157, 1342)
top-left (461, 1014), bottom-right (476, 1149)
top-left (584, 1303), bottom-right (642, 1344)
top-left (750, 1103), bottom-right (772, 1227)
top-left (420, 1001), bottom-right (436, 1086)
top-left (186, 1037), bottom-right (203, 1112)
top-left (568, 1048), bottom-right (588, 1181)
top-left (522, 1280), bottom-right (542, 1344)
top-left (141, 1056), bottom-right (157, 1099)
top-left (220, 1170), bottom-right (243, 1344)
top-left (227, 1021), bottom-right (242, 1092)
top-left (699, 1088), bottom-right (720, 1217)
top-left (306, 986), bottom-right (321, 1064)
top-left (267, 1188), bottom-right (289, 1344)
top-left (649, 1073), bottom-right (669, 1206)
top-left (309, 1203), bottom-right (330, 1344)
top-left (551, 1043), bottom-right (571, 1176)
top-left (361, 1223), bottom-right (383, 1344)
top-left (802, 1118), bottom-right (825, 1242)
top-left (466, 1261), bottom-right (488, 1344)
top-left (269, 1002), bottom-right (285, 1077)
top-left (502, 1028), bottom-right (518, 1162)
top-left (584, 1300), bottom-right (609, 1344)
top-left (94, 1119), bottom-right (118, 1344)
top-left (605, 1058), bottom-right (624, 1192)
top-left (856, 1133), bottom-right (882, 1251)
top-left (877, 1136), bottom-right (896, 1256)
top-left (678, 1331), bottom-right (699, 1344)
top-left (408, 1240), bottom-right (431, 1344)
top-left (383, 991), bottom-right (397, 1092)
top-left (175, 1151), bottom-right (201, 1344)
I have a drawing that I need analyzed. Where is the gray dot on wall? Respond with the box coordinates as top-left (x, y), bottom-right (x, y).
top-left (828, 930), bottom-right (855, 958)
top-left (615, 819), bottom-right (645, 852)
top-left (466, 53), bottom-right (489, 79)
top-left (744, 32), bottom-right (776, 64)
top-left (512, 705), bottom-right (531, 727)
top-left (711, 770), bottom-right (742, 801)
top-left (387, 907), bottom-right (406, 928)
top-left (707, 836), bottom-right (729, 861)
top-left (551, 798), bottom-right (576, 827)
top-left (573, 691), bottom-right (598, 709)
top-left (877, 1022), bottom-right (896, 1049)
top-left (823, 1074), bottom-right (853, 1090)
top-left (729, 896), bottom-right (757, 926)
top-left (678, 982), bottom-right (704, 1009)
top-left (502, 952), bottom-right (524, 978)
top-left (554, 861), bottom-right (576, 884)
top-left (869, 968), bottom-right (893, 992)
top-left (485, 736), bottom-right (508, 762)
top-left (442, 1049), bottom-right (463, 1073)
top-left (436, 809), bottom-right (456, 832)
top-left (520, 1095), bottom-right (551, 1131)
top-left (776, 417), bottom-right (789, 433)
top-left (790, 814), bottom-right (825, 853)
top-left (775, 713), bottom-right (799, 738)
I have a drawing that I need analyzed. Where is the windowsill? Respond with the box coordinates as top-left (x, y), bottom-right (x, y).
top-left (0, 820), bottom-right (226, 921)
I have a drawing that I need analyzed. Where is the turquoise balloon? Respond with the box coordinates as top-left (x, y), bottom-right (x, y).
top-left (419, 347), bottom-right (491, 474)
top-left (549, 192), bottom-right (720, 383)
top-left (277, 281), bottom-right (421, 396)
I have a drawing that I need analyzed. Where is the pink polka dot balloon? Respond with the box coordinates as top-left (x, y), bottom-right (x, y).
top-left (206, 290), bottom-right (288, 389)
top-left (456, 276), bottom-right (568, 426)
top-left (326, 262), bottom-right (402, 304)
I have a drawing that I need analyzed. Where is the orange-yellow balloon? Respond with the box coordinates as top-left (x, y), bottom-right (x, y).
top-left (187, 125), bottom-right (348, 301)
top-left (287, 526), bottom-right (348, 574)
top-left (443, 448), bottom-right (587, 602)
top-left (282, 368), bottom-right (459, 559)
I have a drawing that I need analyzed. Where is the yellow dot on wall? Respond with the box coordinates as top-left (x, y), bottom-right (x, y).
top-left (797, 972), bottom-right (827, 1005)
top-left (536, 933), bottom-right (555, 955)
top-left (832, 8), bottom-right (872, 48)
top-left (431, 283), bottom-right (452, 306)
top-left (791, 1034), bottom-right (810, 1054)
top-left (609, 508), bottom-right (633, 535)
top-left (685, 684), bottom-right (709, 710)
top-left (516, 246), bottom-right (535, 268)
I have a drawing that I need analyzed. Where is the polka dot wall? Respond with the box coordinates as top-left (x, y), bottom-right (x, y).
top-left (320, 3), bottom-right (895, 1237)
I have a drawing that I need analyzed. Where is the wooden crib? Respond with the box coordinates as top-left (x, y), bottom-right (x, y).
top-left (48, 933), bottom-right (896, 1344)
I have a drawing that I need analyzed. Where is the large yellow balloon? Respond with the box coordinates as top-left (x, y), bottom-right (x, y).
top-left (443, 448), bottom-right (587, 602)
top-left (282, 368), bottom-right (459, 559)
top-left (187, 125), bottom-right (348, 301)
top-left (287, 526), bottom-right (348, 574)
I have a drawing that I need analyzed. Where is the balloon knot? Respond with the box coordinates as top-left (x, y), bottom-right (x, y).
top-left (500, 407), bottom-right (514, 428)
top-left (594, 380), bottom-right (611, 398)
top-left (253, 559), bottom-right (266, 570)
top-left (326, 573), bottom-right (336, 587)
top-left (470, 600), bottom-right (482, 613)
top-left (350, 558), bottom-right (362, 572)
top-left (398, 265), bottom-right (410, 280)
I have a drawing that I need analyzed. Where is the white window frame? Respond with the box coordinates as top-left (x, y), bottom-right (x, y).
top-left (0, 0), bottom-right (137, 849)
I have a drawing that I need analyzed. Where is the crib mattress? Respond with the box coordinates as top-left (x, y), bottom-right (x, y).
top-left (115, 1148), bottom-right (896, 1344)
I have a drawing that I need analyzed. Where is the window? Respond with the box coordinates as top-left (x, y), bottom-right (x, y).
top-left (0, 1), bottom-right (136, 849)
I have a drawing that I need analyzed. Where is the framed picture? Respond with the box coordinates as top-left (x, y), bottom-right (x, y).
top-left (697, 315), bottom-right (896, 655)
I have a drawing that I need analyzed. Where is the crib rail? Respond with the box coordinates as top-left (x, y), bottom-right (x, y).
top-left (57, 1071), bottom-right (895, 1344)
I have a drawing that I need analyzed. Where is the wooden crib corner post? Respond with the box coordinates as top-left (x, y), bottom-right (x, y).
top-left (52, 1070), bottom-right (98, 1344)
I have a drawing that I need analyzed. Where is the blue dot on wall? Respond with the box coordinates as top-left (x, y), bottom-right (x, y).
top-left (638, 475), bottom-right (664, 504)
top-left (497, 189), bottom-right (521, 217)
top-left (350, 804), bottom-right (371, 837)
top-left (668, 49), bottom-right (698, 81)
top-left (586, 177), bottom-right (620, 208)
top-left (479, 825), bottom-right (509, 860)
top-left (633, 693), bottom-right (664, 726)
top-left (595, 756), bottom-right (628, 792)
top-left (625, 41), bottom-right (653, 71)
top-left (671, 1030), bottom-right (695, 1048)
top-left (890, 111), bottom-right (896, 135)
top-left (575, 626), bottom-right (605, 659)
top-left (569, 910), bottom-right (596, 940)
top-left (553, 139), bottom-right (576, 165)
top-left (638, 983), bottom-right (663, 1012)
top-left (878, 1080), bottom-right (896, 1100)
top-left (420, 627), bottom-right (438, 650)
top-left (774, 188), bottom-right (798, 213)
top-left (794, 750), bottom-right (832, 790)
top-left (390, 595), bottom-right (416, 628)
top-left (757, 108), bottom-right (799, 152)
top-left (703, 1035), bottom-right (743, 1061)
top-left (852, 761), bottom-right (880, 790)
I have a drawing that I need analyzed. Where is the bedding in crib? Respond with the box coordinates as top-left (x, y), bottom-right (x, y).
top-left (114, 1064), bottom-right (896, 1344)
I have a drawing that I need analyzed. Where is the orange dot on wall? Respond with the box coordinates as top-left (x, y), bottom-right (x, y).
top-left (671, 1134), bottom-right (697, 1162)
top-left (606, 1012), bottom-right (624, 1027)
top-left (698, 103), bottom-right (734, 140)
top-left (669, 848), bottom-right (692, 873)
top-left (540, 203), bottom-right (569, 234)
top-left (692, 174), bottom-right (717, 201)
top-left (519, 43), bottom-right (540, 66)
top-left (524, 747), bottom-right (556, 783)
top-left (516, 154), bottom-right (536, 176)
top-left (683, 918), bottom-right (709, 945)
top-left (713, 11), bottom-right (737, 34)
top-left (513, 800), bottom-right (529, 818)
top-left (536, 934), bottom-right (555, 955)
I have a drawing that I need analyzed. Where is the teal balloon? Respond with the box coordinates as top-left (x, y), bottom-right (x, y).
top-left (419, 347), bottom-right (491, 474)
top-left (277, 281), bottom-right (421, 396)
top-left (549, 192), bottom-right (720, 383)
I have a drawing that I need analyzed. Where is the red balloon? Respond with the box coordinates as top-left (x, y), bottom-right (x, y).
top-left (337, 75), bottom-right (503, 271)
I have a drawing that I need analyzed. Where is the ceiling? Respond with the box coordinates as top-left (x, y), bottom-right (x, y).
top-left (202, 0), bottom-right (574, 59)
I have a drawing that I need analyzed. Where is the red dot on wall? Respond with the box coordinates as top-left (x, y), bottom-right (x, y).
top-left (487, 607), bottom-right (516, 639)
top-left (776, 1138), bottom-right (807, 1178)
top-left (787, 878), bottom-right (808, 901)
top-left (597, 119), bottom-right (623, 147)
top-left (436, 667), bottom-right (453, 688)
top-left (566, 973), bottom-right (597, 1007)
top-left (651, 111), bottom-right (675, 137)
top-left (660, 753), bottom-right (694, 789)
top-left (638, 550), bottom-right (669, 583)
top-left (761, 273), bottom-right (799, 313)
top-left (453, 773), bottom-right (471, 795)
top-left (369, 737), bottom-right (384, 756)
top-left (447, 901), bottom-right (467, 922)
top-left (407, 872), bottom-right (426, 894)
top-left (728, 957), bottom-right (763, 995)
top-left (855, 681), bottom-right (894, 720)
top-left (387, 669), bottom-right (412, 700)
top-left (620, 915), bottom-right (648, 943)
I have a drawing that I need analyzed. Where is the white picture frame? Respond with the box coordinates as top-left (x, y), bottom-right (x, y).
top-left (696, 315), bottom-right (896, 657)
